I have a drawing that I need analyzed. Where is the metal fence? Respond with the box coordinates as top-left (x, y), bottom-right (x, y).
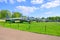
top-left (0, 20), bottom-right (60, 36)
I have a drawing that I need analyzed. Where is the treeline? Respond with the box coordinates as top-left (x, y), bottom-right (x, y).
top-left (35, 16), bottom-right (60, 22)
top-left (0, 10), bottom-right (22, 19)
top-left (0, 10), bottom-right (60, 22)
top-left (46, 16), bottom-right (60, 22)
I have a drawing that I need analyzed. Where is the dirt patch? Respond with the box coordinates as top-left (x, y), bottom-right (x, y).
top-left (0, 27), bottom-right (60, 40)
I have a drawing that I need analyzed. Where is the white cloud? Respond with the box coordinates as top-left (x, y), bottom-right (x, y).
top-left (31, 0), bottom-right (43, 4)
top-left (17, 0), bottom-right (26, 2)
top-left (9, 0), bottom-right (14, 4)
top-left (41, 0), bottom-right (60, 8)
top-left (16, 6), bottom-right (39, 15)
top-left (45, 12), bottom-right (52, 14)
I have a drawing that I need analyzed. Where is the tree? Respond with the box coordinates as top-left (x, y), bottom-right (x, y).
top-left (55, 16), bottom-right (60, 22)
top-left (0, 11), bottom-right (1, 18)
top-left (47, 16), bottom-right (60, 22)
top-left (0, 10), bottom-right (11, 19)
top-left (47, 17), bottom-right (55, 22)
top-left (41, 17), bottom-right (45, 19)
top-left (41, 17), bottom-right (46, 22)
top-left (12, 12), bottom-right (22, 18)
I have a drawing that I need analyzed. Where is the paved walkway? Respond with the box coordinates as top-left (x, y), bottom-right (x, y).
top-left (0, 27), bottom-right (60, 40)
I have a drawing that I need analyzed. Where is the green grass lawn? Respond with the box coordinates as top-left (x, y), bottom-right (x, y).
top-left (0, 21), bottom-right (60, 36)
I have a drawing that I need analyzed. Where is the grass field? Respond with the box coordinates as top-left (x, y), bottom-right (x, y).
top-left (0, 21), bottom-right (60, 36)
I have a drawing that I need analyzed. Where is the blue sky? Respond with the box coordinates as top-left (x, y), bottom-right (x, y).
top-left (0, 0), bottom-right (60, 18)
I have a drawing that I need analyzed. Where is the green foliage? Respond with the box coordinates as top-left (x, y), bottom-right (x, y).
top-left (12, 12), bottom-right (22, 18)
top-left (0, 10), bottom-right (11, 19)
top-left (0, 10), bottom-right (23, 19)
top-left (47, 16), bottom-right (60, 22)
top-left (0, 11), bottom-right (1, 18)
top-left (41, 17), bottom-right (45, 19)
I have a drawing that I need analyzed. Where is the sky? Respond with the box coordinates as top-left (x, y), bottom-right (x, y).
top-left (0, 0), bottom-right (60, 18)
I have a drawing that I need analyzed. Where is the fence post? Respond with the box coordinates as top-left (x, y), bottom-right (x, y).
top-left (45, 25), bottom-right (46, 33)
top-left (27, 23), bottom-right (31, 31)
top-left (18, 23), bottom-right (19, 30)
